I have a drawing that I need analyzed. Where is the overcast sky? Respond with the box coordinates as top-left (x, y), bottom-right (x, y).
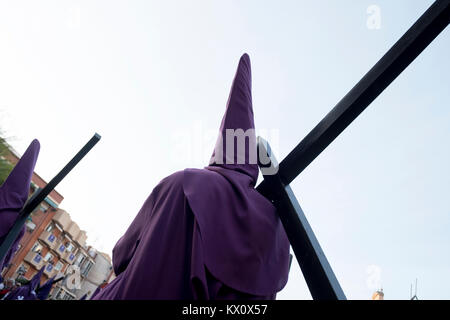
top-left (0, 0), bottom-right (449, 300)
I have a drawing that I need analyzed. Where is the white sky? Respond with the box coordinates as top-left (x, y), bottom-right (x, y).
top-left (0, 0), bottom-right (449, 299)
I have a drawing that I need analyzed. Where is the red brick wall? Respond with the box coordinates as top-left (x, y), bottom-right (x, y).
top-left (3, 152), bottom-right (64, 203)
top-left (3, 206), bottom-right (58, 284)
top-left (1, 147), bottom-right (77, 289)
top-left (1, 150), bottom-right (65, 285)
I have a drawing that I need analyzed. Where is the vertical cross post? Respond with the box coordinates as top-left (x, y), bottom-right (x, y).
top-left (258, 137), bottom-right (346, 300)
top-left (256, 0), bottom-right (448, 299)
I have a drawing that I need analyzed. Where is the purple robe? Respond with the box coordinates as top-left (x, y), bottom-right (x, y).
top-left (36, 276), bottom-right (55, 300)
top-left (4, 266), bottom-right (44, 300)
top-left (0, 139), bottom-right (40, 272)
top-left (93, 54), bottom-right (290, 300)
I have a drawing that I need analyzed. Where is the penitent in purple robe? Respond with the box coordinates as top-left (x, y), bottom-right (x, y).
top-left (3, 266), bottom-right (44, 300)
top-left (93, 54), bottom-right (290, 300)
top-left (36, 276), bottom-right (55, 300)
top-left (0, 139), bottom-right (40, 272)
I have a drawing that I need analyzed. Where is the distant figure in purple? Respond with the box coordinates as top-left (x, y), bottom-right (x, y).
top-left (0, 139), bottom-right (40, 273)
top-left (93, 54), bottom-right (290, 300)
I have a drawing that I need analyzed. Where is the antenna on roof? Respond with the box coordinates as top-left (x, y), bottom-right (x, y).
top-left (410, 278), bottom-right (419, 300)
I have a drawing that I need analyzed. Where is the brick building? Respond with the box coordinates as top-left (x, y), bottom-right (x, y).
top-left (1, 148), bottom-right (65, 284)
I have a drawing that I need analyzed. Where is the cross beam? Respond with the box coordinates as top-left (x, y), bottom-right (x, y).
top-left (0, 134), bottom-right (101, 264)
top-left (257, 0), bottom-right (449, 300)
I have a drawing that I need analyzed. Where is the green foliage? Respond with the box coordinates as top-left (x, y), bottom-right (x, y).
top-left (15, 276), bottom-right (30, 286)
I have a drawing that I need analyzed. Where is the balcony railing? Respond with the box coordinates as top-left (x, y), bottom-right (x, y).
top-left (52, 210), bottom-right (71, 230)
top-left (80, 260), bottom-right (94, 278)
top-left (75, 231), bottom-right (87, 247)
top-left (24, 251), bottom-right (44, 270)
top-left (61, 250), bottom-right (76, 264)
top-left (66, 222), bottom-right (80, 240)
top-left (44, 263), bottom-right (58, 278)
top-left (38, 231), bottom-right (58, 250)
top-left (54, 242), bottom-right (66, 257)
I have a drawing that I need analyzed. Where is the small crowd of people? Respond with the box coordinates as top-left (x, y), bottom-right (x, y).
top-left (0, 277), bottom-right (20, 299)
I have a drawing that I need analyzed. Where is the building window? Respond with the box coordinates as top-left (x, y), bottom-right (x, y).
top-left (75, 254), bottom-right (85, 267)
top-left (64, 294), bottom-right (74, 300)
top-left (44, 252), bottom-right (54, 262)
top-left (88, 248), bottom-right (96, 258)
top-left (54, 288), bottom-right (64, 300)
top-left (46, 264), bottom-right (53, 273)
top-left (46, 224), bottom-right (53, 232)
top-left (80, 261), bottom-right (93, 277)
top-left (55, 261), bottom-right (64, 272)
top-left (16, 263), bottom-right (28, 276)
top-left (66, 243), bottom-right (74, 252)
top-left (31, 242), bottom-right (43, 254)
top-left (25, 220), bottom-right (36, 232)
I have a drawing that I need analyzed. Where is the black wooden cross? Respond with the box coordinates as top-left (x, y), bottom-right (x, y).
top-left (256, 0), bottom-right (450, 300)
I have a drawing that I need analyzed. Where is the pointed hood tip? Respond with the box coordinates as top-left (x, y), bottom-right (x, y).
top-left (36, 275), bottom-right (55, 300)
top-left (237, 53), bottom-right (251, 76)
top-left (208, 54), bottom-right (258, 183)
top-left (31, 139), bottom-right (40, 147)
top-left (30, 266), bottom-right (45, 291)
top-left (0, 138), bottom-right (40, 196)
top-left (21, 138), bottom-right (40, 159)
top-left (28, 139), bottom-right (40, 153)
top-left (240, 53), bottom-right (250, 63)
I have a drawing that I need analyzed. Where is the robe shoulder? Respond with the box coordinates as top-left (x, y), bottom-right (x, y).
top-left (111, 171), bottom-right (186, 276)
top-left (182, 168), bottom-right (272, 207)
top-left (182, 167), bottom-right (291, 296)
